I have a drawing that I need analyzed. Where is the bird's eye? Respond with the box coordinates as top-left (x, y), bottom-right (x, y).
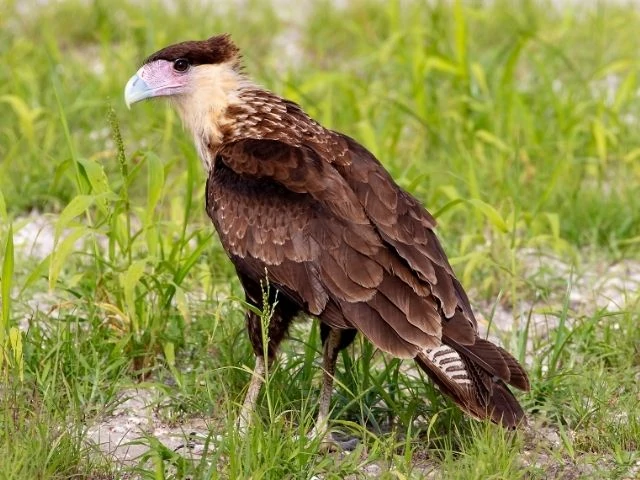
top-left (173, 58), bottom-right (190, 72)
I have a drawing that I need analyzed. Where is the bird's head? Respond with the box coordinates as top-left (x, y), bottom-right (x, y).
top-left (125, 34), bottom-right (253, 161)
top-left (124, 34), bottom-right (243, 109)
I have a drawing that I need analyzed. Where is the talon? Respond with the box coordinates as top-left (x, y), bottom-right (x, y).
top-left (309, 427), bottom-right (359, 451)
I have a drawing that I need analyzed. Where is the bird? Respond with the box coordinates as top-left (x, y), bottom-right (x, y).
top-left (124, 34), bottom-right (530, 442)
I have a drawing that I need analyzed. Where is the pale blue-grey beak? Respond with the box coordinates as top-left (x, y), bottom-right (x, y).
top-left (124, 70), bottom-right (152, 109)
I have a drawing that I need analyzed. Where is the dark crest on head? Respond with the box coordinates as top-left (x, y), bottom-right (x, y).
top-left (144, 34), bottom-right (240, 67)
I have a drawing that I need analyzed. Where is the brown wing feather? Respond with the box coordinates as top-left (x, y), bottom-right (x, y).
top-left (334, 134), bottom-right (473, 321)
top-left (211, 139), bottom-right (443, 353)
top-left (326, 134), bottom-right (529, 425)
top-left (207, 133), bottom-right (528, 427)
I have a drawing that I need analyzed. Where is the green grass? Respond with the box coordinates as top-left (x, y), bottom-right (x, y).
top-left (1, 0), bottom-right (639, 478)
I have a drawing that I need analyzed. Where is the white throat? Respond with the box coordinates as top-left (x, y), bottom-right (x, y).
top-left (171, 62), bottom-right (252, 172)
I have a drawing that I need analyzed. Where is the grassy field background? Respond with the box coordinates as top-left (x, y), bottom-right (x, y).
top-left (1, 0), bottom-right (639, 478)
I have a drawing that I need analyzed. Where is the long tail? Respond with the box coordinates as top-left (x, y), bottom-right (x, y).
top-left (415, 337), bottom-right (530, 428)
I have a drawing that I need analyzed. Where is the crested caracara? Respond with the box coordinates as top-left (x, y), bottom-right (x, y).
top-left (124, 34), bottom-right (530, 442)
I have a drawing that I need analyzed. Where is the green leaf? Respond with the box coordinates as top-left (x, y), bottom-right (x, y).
top-left (173, 287), bottom-right (189, 323)
top-left (77, 158), bottom-right (112, 213)
top-left (49, 227), bottom-right (88, 290)
top-left (146, 152), bottom-right (165, 223)
top-left (461, 251), bottom-right (486, 287)
top-left (174, 234), bottom-right (213, 286)
top-left (0, 95), bottom-right (42, 143)
top-left (468, 199), bottom-right (509, 233)
top-left (439, 185), bottom-right (462, 201)
top-left (121, 260), bottom-right (146, 334)
top-left (623, 147), bottom-right (640, 163)
top-left (163, 341), bottom-right (175, 368)
top-left (9, 327), bottom-right (23, 382)
top-left (591, 118), bottom-right (607, 163)
top-left (1, 224), bottom-right (14, 344)
top-left (453, 0), bottom-right (468, 78)
top-left (433, 198), bottom-right (465, 219)
top-left (19, 256), bottom-right (49, 295)
top-left (0, 189), bottom-right (6, 222)
top-left (544, 212), bottom-right (561, 239)
top-left (500, 37), bottom-right (526, 89)
top-left (595, 59), bottom-right (632, 78)
top-left (355, 121), bottom-right (380, 157)
top-left (470, 62), bottom-right (489, 95)
top-left (55, 195), bottom-right (95, 240)
top-left (425, 56), bottom-right (461, 76)
top-left (475, 129), bottom-right (511, 153)
top-left (163, 341), bottom-right (181, 386)
top-left (78, 158), bottom-right (110, 194)
top-left (145, 224), bottom-right (159, 260)
top-left (613, 70), bottom-right (636, 113)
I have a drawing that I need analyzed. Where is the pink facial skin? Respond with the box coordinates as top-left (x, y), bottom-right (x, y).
top-left (124, 60), bottom-right (190, 107)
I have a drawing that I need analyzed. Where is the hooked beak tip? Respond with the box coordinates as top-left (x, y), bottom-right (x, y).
top-left (124, 72), bottom-right (151, 109)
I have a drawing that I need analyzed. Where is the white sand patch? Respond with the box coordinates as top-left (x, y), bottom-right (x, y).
top-left (87, 387), bottom-right (215, 470)
top-left (13, 212), bottom-right (60, 261)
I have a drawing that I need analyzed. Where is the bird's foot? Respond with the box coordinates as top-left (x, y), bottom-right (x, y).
top-left (308, 427), bottom-right (359, 451)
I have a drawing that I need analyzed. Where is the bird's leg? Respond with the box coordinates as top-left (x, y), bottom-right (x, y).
top-left (238, 303), bottom-right (291, 434)
top-left (307, 328), bottom-right (357, 450)
top-left (237, 354), bottom-right (266, 435)
top-left (314, 328), bottom-right (341, 438)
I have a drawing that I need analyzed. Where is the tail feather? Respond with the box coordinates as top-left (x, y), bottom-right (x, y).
top-left (446, 337), bottom-right (530, 391)
top-left (484, 381), bottom-right (527, 427)
top-left (497, 345), bottom-right (530, 391)
top-left (446, 337), bottom-right (511, 382)
top-left (415, 338), bottom-right (529, 428)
